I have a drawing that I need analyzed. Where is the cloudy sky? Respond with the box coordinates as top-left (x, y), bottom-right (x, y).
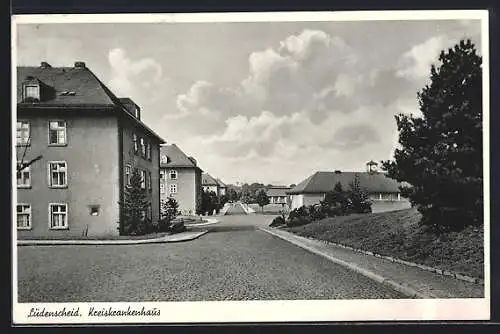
top-left (16, 17), bottom-right (482, 185)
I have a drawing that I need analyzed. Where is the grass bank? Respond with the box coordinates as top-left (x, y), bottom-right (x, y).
top-left (285, 207), bottom-right (484, 279)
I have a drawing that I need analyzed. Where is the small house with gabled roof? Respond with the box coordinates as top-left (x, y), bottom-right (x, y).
top-left (287, 168), bottom-right (411, 213)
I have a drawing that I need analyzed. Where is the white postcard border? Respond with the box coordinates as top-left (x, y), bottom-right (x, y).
top-left (11, 9), bottom-right (491, 325)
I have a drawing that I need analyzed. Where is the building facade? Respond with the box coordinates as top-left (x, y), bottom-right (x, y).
top-left (266, 186), bottom-right (291, 205)
top-left (215, 178), bottom-right (227, 196)
top-left (159, 144), bottom-right (202, 216)
top-left (16, 61), bottom-right (165, 238)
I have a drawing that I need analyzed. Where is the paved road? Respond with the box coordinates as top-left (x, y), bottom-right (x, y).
top-left (17, 214), bottom-right (403, 302)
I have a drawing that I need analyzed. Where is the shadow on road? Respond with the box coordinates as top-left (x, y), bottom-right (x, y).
top-left (206, 225), bottom-right (257, 233)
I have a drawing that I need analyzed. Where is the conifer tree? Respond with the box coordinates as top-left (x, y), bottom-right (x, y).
top-left (119, 169), bottom-right (150, 235)
top-left (382, 39), bottom-right (482, 230)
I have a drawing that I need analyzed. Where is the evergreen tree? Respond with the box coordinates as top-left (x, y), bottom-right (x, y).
top-left (161, 198), bottom-right (179, 223)
top-left (382, 39), bottom-right (482, 230)
top-left (347, 174), bottom-right (372, 214)
top-left (321, 181), bottom-right (349, 216)
top-left (119, 169), bottom-right (151, 235)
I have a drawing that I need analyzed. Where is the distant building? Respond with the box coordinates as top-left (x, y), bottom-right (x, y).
top-left (159, 144), bottom-right (202, 216)
top-left (215, 178), bottom-right (227, 196)
top-left (287, 162), bottom-right (411, 213)
top-left (202, 173), bottom-right (226, 197)
top-left (16, 61), bottom-right (165, 238)
top-left (266, 186), bottom-right (291, 205)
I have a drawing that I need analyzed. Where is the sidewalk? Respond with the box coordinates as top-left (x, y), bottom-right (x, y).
top-left (17, 230), bottom-right (208, 246)
top-left (259, 226), bottom-right (484, 299)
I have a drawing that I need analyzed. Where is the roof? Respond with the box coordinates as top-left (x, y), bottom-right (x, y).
top-left (266, 186), bottom-right (290, 197)
top-left (215, 178), bottom-right (227, 188)
top-left (16, 63), bottom-right (165, 143)
top-left (160, 144), bottom-right (201, 170)
top-left (17, 66), bottom-right (116, 106)
top-left (287, 171), bottom-right (403, 195)
top-left (202, 173), bottom-right (219, 186)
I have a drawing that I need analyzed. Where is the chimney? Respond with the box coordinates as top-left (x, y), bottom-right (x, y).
top-left (40, 61), bottom-right (52, 68)
top-left (74, 61), bottom-right (86, 69)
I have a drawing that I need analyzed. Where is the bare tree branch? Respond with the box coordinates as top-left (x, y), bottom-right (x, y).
top-left (17, 155), bottom-right (42, 172)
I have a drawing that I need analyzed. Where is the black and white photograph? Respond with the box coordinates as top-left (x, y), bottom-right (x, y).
top-left (12, 10), bottom-right (490, 324)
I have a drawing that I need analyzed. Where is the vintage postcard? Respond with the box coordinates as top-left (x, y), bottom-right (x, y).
top-left (12, 10), bottom-right (490, 325)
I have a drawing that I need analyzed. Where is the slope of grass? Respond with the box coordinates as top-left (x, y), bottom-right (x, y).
top-left (286, 208), bottom-right (484, 279)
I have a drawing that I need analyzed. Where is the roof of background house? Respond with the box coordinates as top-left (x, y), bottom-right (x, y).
top-left (287, 171), bottom-right (403, 195)
top-left (202, 173), bottom-right (219, 186)
top-left (17, 63), bottom-right (165, 143)
top-left (215, 178), bottom-right (226, 188)
top-left (159, 144), bottom-right (202, 170)
top-left (266, 186), bottom-right (291, 197)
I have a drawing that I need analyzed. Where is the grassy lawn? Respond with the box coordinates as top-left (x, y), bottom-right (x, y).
top-left (286, 207), bottom-right (484, 279)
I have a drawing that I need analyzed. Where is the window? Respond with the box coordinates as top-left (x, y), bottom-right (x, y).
top-left (169, 184), bottom-right (177, 194)
top-left (89, 205), bottom-right (100, 216)
top-left (49, 203), bottom-right (68, 229)
top-left (125, 164), bottom-right (131, 185)
top-left (160, 154), bottom-right (169, 164)
top-left (133, 134), bottom-right (138, 154)
top-left (17, 204), bottom-right (31, 230)
top-left (49, 120), bottom-right (67, 145)
top-left (160, 170), bottom-right (164, 179)
top-left (140, 138), bottom-right (146, 157)
top-left (147, 171), bottom-right (152, 190)
top-left (16, 121), bottom-right (30, 145)
top-left (140, 170), bottom-right (146, 189)
top-left (146, 142), bottom-right (152, 160)
top-left (160, 183), bottom-right (165, 194)
top-left (24, 85), bottom-right (40, 100)
top-left (48, 161), bottom-right (67, 187)
top-left (17, 163), bottom-right (31, 188)
top-left (169, 170), bottom-right (178, 180)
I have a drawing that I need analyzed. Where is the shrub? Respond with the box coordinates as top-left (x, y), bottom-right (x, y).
top-left (169, 219), bottom-right (186, 234)
top-left (270, 216), bottom-right (286, 227)
top-left (308, 204), bottom-right (327, 221)
top-left (287, 206), bottom-right (312, 227)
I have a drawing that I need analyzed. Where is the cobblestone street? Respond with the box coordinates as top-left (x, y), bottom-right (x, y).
top-left (17, 215), bottom-right (404, 302)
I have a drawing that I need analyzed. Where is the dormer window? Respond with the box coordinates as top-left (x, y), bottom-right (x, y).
top-left (23, 84), bottom-right (40, 100)
top-left (160, 154), bottom-right (169, 164)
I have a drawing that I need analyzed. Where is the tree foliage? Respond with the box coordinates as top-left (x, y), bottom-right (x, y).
top-left (200, 189), bottom-right (220, 215)
top-left (255, 189), bottom-right (270, 211)
top-left (347, 174), bottom-right (372, 214)
top-left (381, 39), bottom-right (482, 231)
top-left (119, 169), bottom-right (152, 235)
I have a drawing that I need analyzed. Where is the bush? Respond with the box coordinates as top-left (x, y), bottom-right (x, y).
top-left (270, 216), bottom-right (286, 227)
top-left (287, 206), bottom-right (313, 227)
top-left (169, 219), bottom-right (186, 234)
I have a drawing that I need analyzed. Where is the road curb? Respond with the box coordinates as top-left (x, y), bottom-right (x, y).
top-left (259, 227), bottom-right (433, 299)
top-left (17, 230), bottom-right (209, 246)
top-left (299, 233), bottom-right (483, 285)
top-left (185, 218), bottom-right (220, 227)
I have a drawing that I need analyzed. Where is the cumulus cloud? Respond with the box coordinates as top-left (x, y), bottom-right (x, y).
top-left (395, 35), bottom-right (455, 81)
top-left (108, 48), bottom-right (164, 97)
top-left (167, 29), bottom-right (426, 181)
